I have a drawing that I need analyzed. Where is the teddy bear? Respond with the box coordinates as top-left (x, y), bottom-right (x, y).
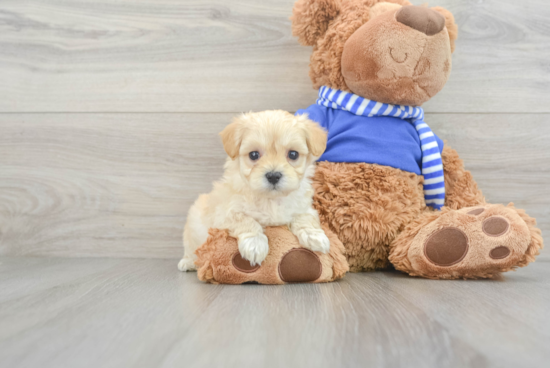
top-left (290, 0), bottom-right (544, 278)
top-left (192, 0), bottom-right (543, 284)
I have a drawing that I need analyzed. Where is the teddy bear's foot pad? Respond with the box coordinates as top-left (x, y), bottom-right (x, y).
top-left (232, 253), bottom-right (260, 273)
top-left (423, 227), bottom-right (468, 266)
top-left (278, 248), bottom-right (322, 283)
top-left (408, 204), bottom-right (532, 279)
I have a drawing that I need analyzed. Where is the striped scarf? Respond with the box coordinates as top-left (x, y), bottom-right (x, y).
top-left (317, 86), bottom-right (445, 210)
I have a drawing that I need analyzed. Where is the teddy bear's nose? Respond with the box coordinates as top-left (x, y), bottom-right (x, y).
top-left (396, 6), bottom-right (446, 36)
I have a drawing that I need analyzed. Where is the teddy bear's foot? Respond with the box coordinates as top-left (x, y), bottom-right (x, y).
top-left (194, 226), bottom-right (349, 284)
top-left (233, 248), bottom-right (323, 283)
top-left (389, 204), bottom-right (543, 279)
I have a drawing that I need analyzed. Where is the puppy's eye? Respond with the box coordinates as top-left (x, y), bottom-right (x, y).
top-left (288, 151), bottom-right (299, 160)
top-left (249, 151), bottom-right (260, 161)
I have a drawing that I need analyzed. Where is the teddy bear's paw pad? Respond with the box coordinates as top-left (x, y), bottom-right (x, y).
top-left (232, 253), bottom-right (260, 273)
top-left (482, 217), bottom-right (509, 237)
top-left (489, 246), bottom-right (511, 259)
top-left (278, 248), bottom-right (322, 283)
top-left (424, 227), bottom-right (468, 266)
top-left (467, 208), bottom-right (485, 216)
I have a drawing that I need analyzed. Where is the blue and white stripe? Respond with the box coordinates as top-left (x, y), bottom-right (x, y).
top-left (317, 86), bottom-right (445, 210)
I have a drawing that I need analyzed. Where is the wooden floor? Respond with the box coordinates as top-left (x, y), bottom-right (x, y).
top-left (1, 257), bottom-right (549, 368)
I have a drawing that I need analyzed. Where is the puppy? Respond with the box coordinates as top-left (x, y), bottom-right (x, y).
top-left (178, 110), bottom-right (330, 271)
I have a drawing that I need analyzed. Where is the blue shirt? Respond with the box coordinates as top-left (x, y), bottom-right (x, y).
top-left (297, 103), bottom-right (444, 176)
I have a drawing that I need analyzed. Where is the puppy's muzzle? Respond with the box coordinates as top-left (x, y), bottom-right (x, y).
top-left (265, 171), bottom-right (283, 185)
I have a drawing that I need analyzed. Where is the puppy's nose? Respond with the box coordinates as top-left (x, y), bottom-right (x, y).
top-left (396, 6), bottom-right (445, 36)
top-left (265, 171), bottom-right (282, 185)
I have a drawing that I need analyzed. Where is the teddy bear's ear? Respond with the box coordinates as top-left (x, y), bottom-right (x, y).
top-left (432, 6), bottom-right (458, 53)
top-left (291, 0), bottom-right (341, 46)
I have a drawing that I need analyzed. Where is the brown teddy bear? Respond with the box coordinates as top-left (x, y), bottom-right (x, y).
top-left (193, 0), bottom-right (543, 284)
top-left (290, 0), bottom-right (544, 278)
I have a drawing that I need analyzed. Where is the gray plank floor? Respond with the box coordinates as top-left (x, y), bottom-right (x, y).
top-left (1, 257), bottom-right (549, 368)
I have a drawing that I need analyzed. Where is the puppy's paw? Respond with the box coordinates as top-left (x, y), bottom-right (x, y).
top-left (178, 257), bottom-right (197, 272)
top-left (238, 233), bottom-right (269, 266)
top-left (295, 228), bottom-right (330, 254)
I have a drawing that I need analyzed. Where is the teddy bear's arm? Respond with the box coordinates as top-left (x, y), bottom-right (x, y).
top-left (441, 144), bottom-right (485, 209)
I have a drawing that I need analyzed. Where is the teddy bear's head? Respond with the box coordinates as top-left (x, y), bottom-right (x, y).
top-left (291, 0), bottom-right (458, 106)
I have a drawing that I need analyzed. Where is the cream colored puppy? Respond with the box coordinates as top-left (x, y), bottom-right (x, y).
top-left (178, 110), bottom-right (330, 271)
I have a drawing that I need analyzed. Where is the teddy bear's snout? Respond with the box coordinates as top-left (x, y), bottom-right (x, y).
top-left (396, 6), bottom-right (445, 36)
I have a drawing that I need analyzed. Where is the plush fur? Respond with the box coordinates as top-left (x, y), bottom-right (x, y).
top-left (312, 161), bottom-right (425, 272)
top-left (292, 0), bottom-right (543, 278)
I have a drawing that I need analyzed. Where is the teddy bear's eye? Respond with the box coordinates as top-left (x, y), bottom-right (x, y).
top-left (288, 151), bottom-right (299, 160)
top-left (249, 151), bottom-right (260, 161)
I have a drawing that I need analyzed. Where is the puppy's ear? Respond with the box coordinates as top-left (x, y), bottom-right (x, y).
top-left (298, 115), bottom-right (327, 157)
top-left (219, 116), bottom-right (246, 160)
top-left (432, 6), bottom-right (458, 53)
top-left (291, 0), bottom-right (341, 46)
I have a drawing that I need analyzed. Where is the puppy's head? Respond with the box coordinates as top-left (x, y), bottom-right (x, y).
top-left (220, 110), bottom-right (327, 197)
